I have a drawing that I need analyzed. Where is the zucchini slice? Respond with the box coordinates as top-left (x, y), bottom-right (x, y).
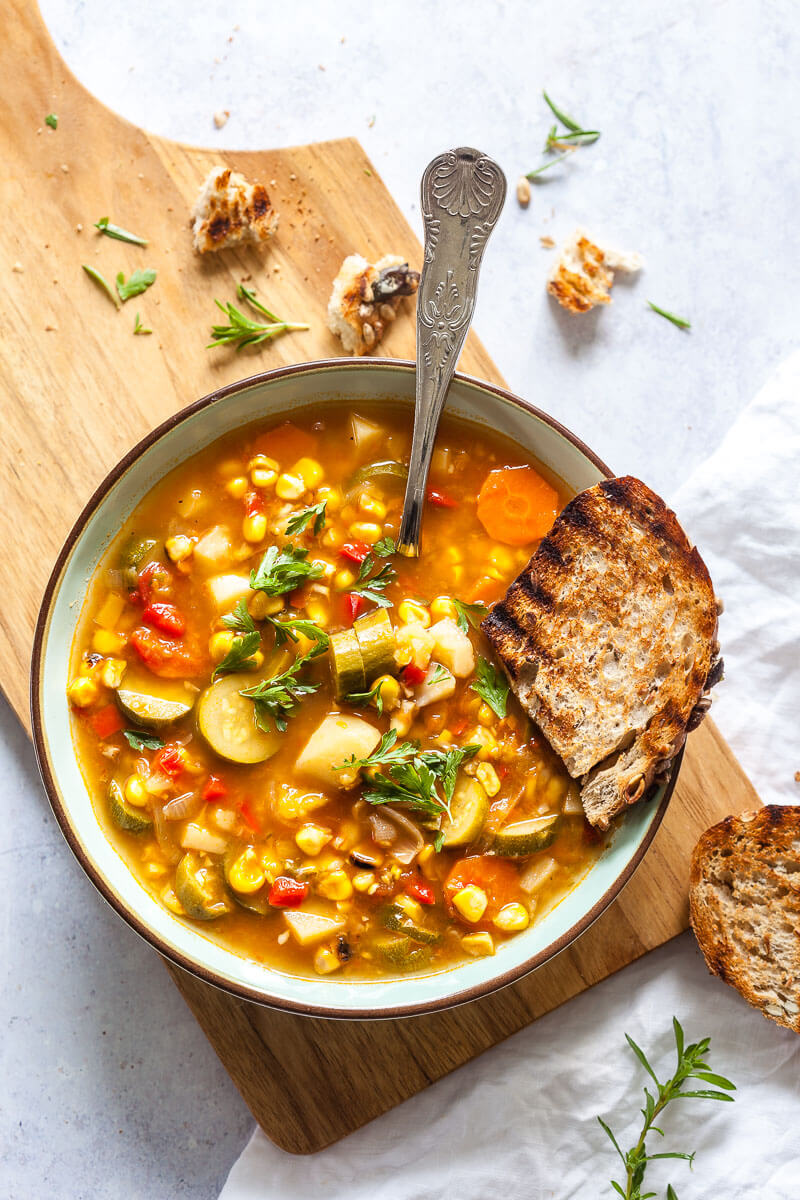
top-left (175, 852), bottom-right (231, 920)
top-left (330, 628), bottom-right (366, 700)
top-left (354, 609), bottom-right (396, 681)
top-left (119, 534), bottom-right (158, 588)
top-left (381, 903), bottom-right (441, 945)
top-left (346, 460), bottom-right (409, 496)
top-left (107, 778), bottom-right (152, 834)
top-left (116, 670), bottom-right (196, 731)
top-left (440, 776), bottom-right (489, 847)
top-left (492, 813), bottom-right (561, 857)
top-left (197, 673), bottom-right (282, 764)
top-left (375, 934), bottom-right (432, 972)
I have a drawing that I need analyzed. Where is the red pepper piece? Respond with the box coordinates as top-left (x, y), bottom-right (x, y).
top-left (345, 593), bottom-right (365, 623)
top-left (496, 763), bottom-right (509, 781)
top-left (426, 487), bottom-right (458, 508)
top-left (88, 704), bottom-right (125, 740)
top-left (153, 745), bottom-right (185, 778)
top-left (401, 662), bottom-right (427, 687)
top-left (340, 540), bottom-right (371, 565)
top-left (130, 627), bottom-right (202, 678)
top-left (201, 775), bottom-right (227, 802)
top-left (143, 602), bottom-right (185, 637)
top-left (268, 877), bottom-right (309, 908)
top-left (450, 715), bottom-right (468, 737)
top-left (244, 489), bottom-right (265, 518)
top-left (406, 878), bottom-right (436, 906)
top-left (240, 799), bottom-right (261, 833)
top-left (136, 560), bottom-right (170, 606)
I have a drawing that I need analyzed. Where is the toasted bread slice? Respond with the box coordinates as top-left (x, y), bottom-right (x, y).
top-left (690, 806), bottom-right (800, 1032)
top-left (327, 254), bottom-right (419, 355)
top-left (547, 229), bottom-right (643, 314)
top-left (482, 477), bottom-right (720, 828)
top-left (192, 166), bottom-right (278, 253)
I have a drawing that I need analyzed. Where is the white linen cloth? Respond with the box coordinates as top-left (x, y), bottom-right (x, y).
top-left (220, 355), bottom-right (800, 1200)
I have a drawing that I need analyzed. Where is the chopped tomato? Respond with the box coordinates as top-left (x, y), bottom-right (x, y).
top-left (401, 662), bottom-right (427, 687)
top-left (244, 489), bottom-right (265, 518)
top-left (477, 465), bottom-right (559, 546)
top-left (406, 878), bottom-right (436, 906)
top-left (240, 799), bottom-right (261, 833)
top-left (142, 602), bottom-right (185, 637)
top-left (469, 575), bottom-right (506, 605)
top-left (136, 560), bottom-right (171, 605)
top-left (88, 704), bottom-right (124, 739)
top-left (444, 855), bottom-right (520, 920)
top-left (426, 487), bottom-right (458, 509)
top-left (450, 715), bottom-right (468, 737)
top-left (340, 540), bottom-right (371, 565)
top-left (153, 745), bottom-right (185, 778)
top-left (345, 593), bottom-right (365, 623)
top-left (253, 421), bottom-right (316, 465)
top-left (130, 627), bottom-right (203, 678)
top-left (201, 775), bottom-right (228, 802)
top-left (268, 877), bottom-right (309, 908)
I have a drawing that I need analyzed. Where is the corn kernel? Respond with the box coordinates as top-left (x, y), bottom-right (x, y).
top-left (228, 847), bottom-right (267, 894)
top-left (349, 521), bottom-right (383, 545)
top-left (477, 703), bottom-right (495, 727)
top-left (249, 591), bottom-right (284, 619)
top-left (292, 457), bottom-right (325, 488)
top-left (476, 762), bottom-right (501, 797)
top-left (251, 467), bottom-right (278, 489)
top-left (321, 527), bottom-right (343, 549)
top-left (145, 862), bottom-right (168, 878)
top-left (100, 658), bottom-right (127, 689)
top-left (295, 823), bottom-right (331, 856)
top-left (225, 475), bottom-right (249, 499)
top-left (372, 674), bottom-right (400, 711)
top-left (93, 629), bottom-right (125, 656)
top-left (430, 596), bottom-right (458, 622)
top-left (443, 546), bottom-right (463, 565)
top-left (489, 545), bottom-right (516, 573)
top-left (452, 884), bottom-right (488, 923)
top-left (394, 893), bottom-right (424, 923)
top-left (436, 730), bottom-right (453, 746)
top-left (352, 870), bottom-right (376, 893)
top-left (124, 776), bottom-right (149, 807)
top-left (209, 631), bottom-right (236, 662)
top-left (242, 512), bottom-right (268, 543)
top-left (334, 567), bottom-right (357, 591)
top-left (94, 591), bottom-right (125, 630)
top-left (165, 534), bottom-right (194, 564)
top-left (275, 472), bottom-right (306, 501)
top-left (248, 454), bottom-right (279, 473)
top-left (318, 870), bottom-right (354, 901)
top-left (305, 599), bottom-right (329, 627)
top-left (313, 946), bottom-right (342, 975)
top-left (67, 676), bottom-right (99, 707)
top-left (461, 931), bottom-right (495, 956)
top-left (316, 485), bottom-right (342, 511)
top-left (469, 726), bottom-right (499, 761)
top-left (161, 886), bottom-right (186, 916)
top-left (358, 494), bottom-right (387, 520)
top-left (398, 599), bottom-right (431, 627)
top-left (493, 902), bottom-right (530, 932)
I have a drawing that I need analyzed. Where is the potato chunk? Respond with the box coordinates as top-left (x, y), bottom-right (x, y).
top-left (296, 713), bottom-right (381, 789)
top-left (430, 619), bottom-right (475, 678)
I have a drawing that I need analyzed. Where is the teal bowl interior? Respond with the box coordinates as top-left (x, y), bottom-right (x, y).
top-left (31, 359), bottom-right (674, 1018)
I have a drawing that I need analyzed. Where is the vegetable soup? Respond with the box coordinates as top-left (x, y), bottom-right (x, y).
top-left (68, 403), bottom-right (606, 979)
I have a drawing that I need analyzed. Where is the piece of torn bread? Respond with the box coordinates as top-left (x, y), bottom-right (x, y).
top-left (192, 166), bottom-right (279, 253)
top-left (547, 229), bottom-right (643, 313)
top-left (690, 806), bottom-right (800, 1033)
top-left (482, 476), bottom-right (722, 829)
top-left (327, 254), bottom-right (420, 355)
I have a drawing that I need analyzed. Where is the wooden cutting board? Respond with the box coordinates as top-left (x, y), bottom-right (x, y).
top-left (2, 1), bottom-right (761, 1154)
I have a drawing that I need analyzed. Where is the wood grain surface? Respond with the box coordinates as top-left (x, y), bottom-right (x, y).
top-left (1, 1), bottom-right (761, 1154)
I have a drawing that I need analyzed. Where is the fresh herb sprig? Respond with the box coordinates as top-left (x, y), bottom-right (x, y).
top-left (286, 501), bottom-right (327, 536)
top-left (116, 268), bottom-right (156, 302)
top-left (267, 616), bottom-right (330, 655)
top-left (95, 217), bottom-right (148, 247)
top-left (213, 631), bottom-right (261, 678)
top-left (207, 285), bottom-right (309, 351)
top-left (648, 302), bottom-right (691, 331)
top-left (373, 535), bottom-right (397, 557)
top-left (123, 729), bottom-right (164, 752)
top-left (239, 654), bottom-right (321, 732)
top-left (349, 554), bottom-right (397, 609)
top-left (82, 263), bottom-right (119, 308)
top-left (222, 598), bottom-right (257, 635)
top-left (599, 1018), bottom-right (735, 1200)
top-left (470, 655), bottom-right (509, 719)
top-left (341, 731), bottom-right (479, 819)
top-left (526, 90), bottom-right (601, 182)
top-left (345, 678), bottom-right (387, 714)
top-left (250, 544), bottom-right (323, 597)
top-left (454, 598), bottom-right (488, 634)
top-left (133, 312), bottom-right (152, 335)
top-left (44, 113), bottom-right (58, 129)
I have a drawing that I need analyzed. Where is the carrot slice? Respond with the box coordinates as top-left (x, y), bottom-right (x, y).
top-left (476, 465), bottom-right (559, 546)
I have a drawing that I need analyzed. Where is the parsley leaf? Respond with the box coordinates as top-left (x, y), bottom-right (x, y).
top-left (95, 217), bottom-right (148, 247)
top-left (454, 598), bottom-right (488, 634)
top-left (123, 729), bottom-right (164, 752)
top-left (470, 655), bottom-right (509, 719)
top-left (250, 544), bottom-right (323, 596)
top-left (286, 501), bottom-right (327, 537)
top-left (213, 631), bottom-right (262, 678)
top-left (349, 555), bottom-right (396, 609)
top-left (239, 656), bottom-right (320, 732)
top-left (339, 729), bottom-right (418, 770)
top-left (44, 113), bottom-right (58, 129)
top-left (342, 734), bottom-right (479, 818)
top-left (373, 535), bottom-right (396, 557)
top-left (345, 678), bottom-right (387, 714)
top-left (116, 268), bottom-right (156, 303)
top-left (361, 757), bottom-right (446, 816)
top-left (419, 744), bottom-right (480, 804)
top-left (267, 616), bottom-right (329, 655)
top-left (222, 598), bottom-right (257, 635)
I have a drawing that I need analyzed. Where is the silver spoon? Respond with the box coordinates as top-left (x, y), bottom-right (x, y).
top-left (396, 147), bottom-right (507, 557)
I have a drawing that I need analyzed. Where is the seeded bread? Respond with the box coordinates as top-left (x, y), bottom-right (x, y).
top-left (327, 254), bottom-right (419, 355)
top-left (690, 806), bottom-right (800, 1033)
top-left (192, 166), bottom-right (278, 253)
top-left (482, 476), bottom-right (721, 829)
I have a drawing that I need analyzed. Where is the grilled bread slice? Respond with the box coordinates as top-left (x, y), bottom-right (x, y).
top-left (690, 806), bottom-right (800, 1033)
top-left (192, 166), bottom-right (278, 254)
top-left (482, 476), bottom-right (721, 828)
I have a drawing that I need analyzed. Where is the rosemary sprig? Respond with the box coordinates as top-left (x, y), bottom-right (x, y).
top-left (133, 312), bottom-right (152, 335)
top-left (526, 152), bottom-right (574, 179)
top-left (95, 216), bottom-right (148, 247)
top-left (648, 302), bottom-right (691, 331)
top-left (599, 1017), bottom-right (735, 1200)
top-left (207, 284), bottom-right (309, 351)
top-left (527, 90), bottom-right (601, 181)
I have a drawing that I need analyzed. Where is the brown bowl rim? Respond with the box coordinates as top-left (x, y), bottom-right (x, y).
top-left (30, 357), bottom-right (677, 1020)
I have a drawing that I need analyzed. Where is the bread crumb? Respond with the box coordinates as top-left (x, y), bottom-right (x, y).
top-left (75, 223), bottom-right (83, 233)
top-left (45, 323), bottom-right (58, 331)
top-left (60, 163), bottom-right (69, 173)
top-left (12, 262), bottom-right (23, 273)
top-left (547, 228), bottom-right (643, 313)
top-left (539, 235), bottom-right (555, 249)
top-left (213, 110), bottom-right (230, 129)
top-left (794, 770), bottom-right (800, 783)
top-left (191, 165), bottom-right (279, 253)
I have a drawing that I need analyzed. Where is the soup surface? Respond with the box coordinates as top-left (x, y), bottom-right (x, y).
top-left (68, 403), bottom-right (606, 979)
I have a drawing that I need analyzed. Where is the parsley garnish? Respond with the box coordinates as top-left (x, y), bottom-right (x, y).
top-left (123, 729), bottom-right (164, 752)
top-left (373, 535), bottom-right (396, 557)
top-left (213, 631), bottom-right (262, 678)
top-left (95, 217), bottom-right (148, 247)
top-left (454, 598), bottom-right (488, 634)
top-left (116, 268), bottom-right (156, 303)
top-left (222, 598), bottom-right (257, 635)
top-left (341, 732), bottom-right (479, 817)
top-left (345, 678), bottom-right (387, 714)
top-left (599, 1017), bottom-right (735, 1200)
top-left (82, 263), bottom-right (119, 308)
top-left (267, 616), bottom-right (329, 655)
top-left (44, 113), bottom-right (58, 129)
top-left (250, 544), bottom-right (323, 596)
top-left (239, 655), bottom-right (321, 732)
top-left (648, 302), bottom-right (691, 331)
top-left (286, 501), bottom-right (327, 536)
top-left (349, 555), bottom-right (396, 610)
top-left (433, 830), bottom-right (445, 852)
top-left (207, 285), bottom-right (309, 351)
top-left (470, 655), bottom-right (509, 719)
top-left (133, 312), bottom-right (152, 335)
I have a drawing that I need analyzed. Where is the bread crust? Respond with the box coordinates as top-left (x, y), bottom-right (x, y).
top-left (690, 806), bottom-right (800, 1033)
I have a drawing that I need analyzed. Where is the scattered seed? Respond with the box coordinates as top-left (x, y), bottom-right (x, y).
top-left (516, 176), bottom-right (531, 207)
top-left (213, 109), bottom-right (230, 128)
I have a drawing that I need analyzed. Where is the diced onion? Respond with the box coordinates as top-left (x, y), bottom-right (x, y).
top-left (180, 823), bottom-right (228, 854)
top-left (369, 811), bottom-right (397, 846)
top-left (152, 805), bottom-right (181, 865)
top-left (379, 805), bottom-right (425, 865)
top-left (162, 791), bottom-right (202, 821)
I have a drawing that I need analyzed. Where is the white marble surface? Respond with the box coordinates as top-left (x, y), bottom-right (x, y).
top-left (4, 0), bottom-right (799, 1196)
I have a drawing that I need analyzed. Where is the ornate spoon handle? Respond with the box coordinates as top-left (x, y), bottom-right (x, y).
top-left (396, 147), bottom-right (507, 557)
